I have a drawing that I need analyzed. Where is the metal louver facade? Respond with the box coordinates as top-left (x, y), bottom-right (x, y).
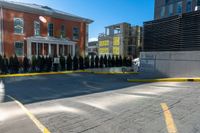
top-left (144, 10), bottom-right (200, 51)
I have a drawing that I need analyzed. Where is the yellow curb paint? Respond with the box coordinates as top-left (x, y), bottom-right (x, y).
top-left (7, 95), bottom-right (51, 133)
top-left (74, 70), bottom-right (93, 73)
top-left (0, 71), bottom-right (74, 78)
top-left (127, 78), bottom-right (200, 82)
top-left (161, 103), bottom-right (177, 133)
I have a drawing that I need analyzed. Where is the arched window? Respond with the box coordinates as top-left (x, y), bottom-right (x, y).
top-left (14, 18), bottom-right (24, 34)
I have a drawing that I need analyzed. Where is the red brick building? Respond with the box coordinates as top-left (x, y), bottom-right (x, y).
top-left (0, 1), bottom-right (93, 59)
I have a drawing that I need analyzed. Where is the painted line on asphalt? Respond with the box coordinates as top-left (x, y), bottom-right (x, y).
top-left (161, 103), bottom-right (177, 133)
top-left (127, 78), bottom-right (200, 82)
top-left (6, 95), bottom-right (51, 133)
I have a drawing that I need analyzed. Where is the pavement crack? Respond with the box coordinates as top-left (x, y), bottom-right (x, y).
top-left (77, 124), bottom-right (102, 133)
top-left (159, 100), bottom-right (182, 114)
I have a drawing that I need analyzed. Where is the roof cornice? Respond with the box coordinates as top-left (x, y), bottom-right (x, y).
top-left (0, 0), bottom-right (93, 24)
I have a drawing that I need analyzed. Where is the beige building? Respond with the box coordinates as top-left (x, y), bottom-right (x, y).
top-left (98, 23), bottom-right (142, 58)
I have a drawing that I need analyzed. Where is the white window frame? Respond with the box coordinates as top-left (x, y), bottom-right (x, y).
top-left (72, 26), bottom-right (80, 41)
top-left (34, 21), bottom-right (40, 36)
top-left (14, 41), bottom-right (24, 57)
top-left (14, 18), bottom-right (24, 35)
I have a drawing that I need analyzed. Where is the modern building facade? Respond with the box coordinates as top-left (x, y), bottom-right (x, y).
top-left (0, 0), bottom-right (93, 59)
top-left (98, 23), bottom-right (142, 58)
top-left (154, 0), bottom-right (200, 19)
top-left (86, 41), bottom-right (98, 56)
top-left (140, 0), bottom-right (200, 77)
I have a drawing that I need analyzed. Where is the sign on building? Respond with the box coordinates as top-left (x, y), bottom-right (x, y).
top-left (113, 36), bottom-right (120, 46)
top-left (99, 40), bottom-right (109, 47)
top-left (113, 47), bottom-right (120, 55)
top-left (99, 48), bottom-right (109, 54)
top-left (112, 36), bottom-right (120, 55)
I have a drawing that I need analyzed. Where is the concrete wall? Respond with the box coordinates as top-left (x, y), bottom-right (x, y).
top-left (140, 51), bottom-right (200, 77)
top-left (87, 67), bottom-right (133, 73)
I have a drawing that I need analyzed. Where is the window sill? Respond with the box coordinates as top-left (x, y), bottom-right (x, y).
top-left (14, 33), bottom-right (25, 36)
top-left (72, 39), bottom-right (79, 41)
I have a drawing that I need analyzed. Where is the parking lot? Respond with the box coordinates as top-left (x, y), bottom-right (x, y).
top-left (0, 73), bottom-right (200, 133)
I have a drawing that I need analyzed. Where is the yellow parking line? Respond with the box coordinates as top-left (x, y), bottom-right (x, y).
top-left (161, 103), bottom-right (177, 133)
top-left (7, 95), bottom-right (51, 133)
top-left (128, 78), bottom-right (200, 82)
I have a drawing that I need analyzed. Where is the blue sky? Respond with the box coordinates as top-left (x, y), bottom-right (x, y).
top-left (13, 0), bottom-right (154, 41)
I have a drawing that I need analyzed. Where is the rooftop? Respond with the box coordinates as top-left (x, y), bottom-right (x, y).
top-left (0, 0), bottom-right (93, 24)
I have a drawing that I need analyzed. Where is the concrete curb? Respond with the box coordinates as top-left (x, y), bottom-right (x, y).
top-left (127, 78), bottom-right (200, 82)
top-left (93, 72), bottom-right (140, 75)
top-left (73, 70), bottom-right (93, 73)
top-left (0, 71), bottom-right (74, 78)
top-left (0, 70), bottom-right (139, 78)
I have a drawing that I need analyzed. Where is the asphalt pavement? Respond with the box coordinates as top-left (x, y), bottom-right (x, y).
top-left (0, 73), bottom-right (200, 133)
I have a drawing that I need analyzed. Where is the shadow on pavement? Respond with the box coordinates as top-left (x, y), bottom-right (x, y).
top-left (1, 72), bottom-right (166, 105)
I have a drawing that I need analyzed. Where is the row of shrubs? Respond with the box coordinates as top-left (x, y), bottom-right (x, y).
top-left (0, 54), bottom-right (133, 74)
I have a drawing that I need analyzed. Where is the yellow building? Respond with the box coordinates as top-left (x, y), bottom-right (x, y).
top-left (98, 22), bottom-right (143, 58)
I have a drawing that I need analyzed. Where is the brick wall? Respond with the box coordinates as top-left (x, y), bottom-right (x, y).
top-left (2, 8), bottom-right (86, 57)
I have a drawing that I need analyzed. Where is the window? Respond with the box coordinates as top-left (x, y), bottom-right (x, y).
top-left (38, 43), bottom-right (43, 55)
top-left (165, 0), bottom-right (169, 5)
top-left (186, 0), bottom-right (192, 12)
top-left (14, 18), bottom-right (24, 34)
top-left (168, 4), bottom-right (174, 16)
top-left (31, 42), bottom-right (36, 55)
top-left (177, 2), bottom-right (182, 14)
top-left (168, 4), bottom-right (173, 16)
top-left (73, 27), bottom-right (80, 40)
top-left (59, 45), bottom-right (64, 55)
top-left (48, 23), bottom-right (54, 37)
top-left (34, 21), bottom-right (40, 36)
top-left (15, 42), bottom-right (24, 56)
top-left (160, 6), bottom-right (165, 18)
top-left (197, 0), bottom-right (200, 6)
top-left (60, 25), bottom-right (66, 38)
